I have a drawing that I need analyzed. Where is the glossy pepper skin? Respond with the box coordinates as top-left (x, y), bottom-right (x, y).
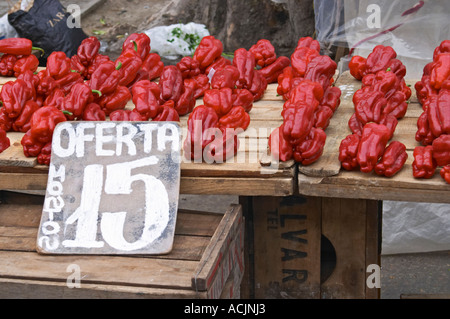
top-left (430, 53), bottom-right (450, 90)
top-left (268, 125), bottom-right (293, 162)
top-left (364, 45), bottom-right (397, 75)
top-left (98, 85), bottom-right (132, 115)
top-left (0, 108), bottom-right (14, 132)
top-left (77, 36), bottom-right (101, 66)
top-left (203, 128), bottom-right (239, 163)
top-left (427, 90), bottom-right (450, 137)
top-left (291, 47), bottom-right (319, 77)
top-left (153, 101), bottom-right (180, 122)
top-left (131, 80), bottom-right (162, 119)
top-left (249, 39), bottom-right (276, 68)
top-left (177, 56), bottom-right (201, 79)
top-left (0, 54), bottom-right (18, 76)
top-left (13, 55), bottom-right (39, 77)
top-left (46, 51), bottom-right (72, 80)
top-left (29, 106), bottom-right (67, 144)
top-left (218, 106), bottom-right (250, 131)
top-left (357, 123), bottom-right (392, 173)
top-left (258, 56), bottom-right (290, 84)
top-left (21, 130), bottom-right (44, 157)
top-left (431, 134), bottom-right (450, 166)
top-left (205, 56), bottom-right (231, 75)
top-left (12, 100), bottom-right (40, 133)
top-left (37, 142), bottom-right (52, 166)
top-left (0, 128), bottom-right (10, 153)
top-left (276, 66), bottom-right (302, 100)
top-left (282, 102), bottom-right (316, 145)
top-left (233, 48), bottom-right (256, 90)
top-left (293, 127), bottom-right (327, 165)
top-left (61, 82), bottom-right (95, 120)
top-left (232, 89), bottom-right (253, 113)
top-left (115, 49), bottom-right (143, 87)
top-left (415, 110), bottom-right (435, 146)
top-left (174, 85), bottom-right (196, 116)
top-left (313, 105), bottom-right (334, 130)
top-left (440, 165), bottom-right (450, 184)
top-left (412, 145), bottom-right (437, 179)
top-left (339, 133), bottom-right (361, 171)
top-left (183, 105), bottom-right (219, 161)
top-left (109, 109), bottom-right (146, 121)
top-left (122, 33), bottom-right (151, 60)
top-left (89, 61), bottom-right (122, 96)
top-left (0, 38), bottom-right (38, 56)
top-left (353, 87), bottom-right (386, 125)
top-left (210, 65), bottom-right (240, 90)
top-left (321, 86), bottom-right (342, 113)
top-left (0, 79), bottom-right (34, 118)
top-left (55, 71), bottom-right (84, 95)
top-left (304, 55), bottom-right (337, 92)
top-left (141, 53), bottom-right (164, 80)
top-left (295, 37), bottom-right (320, 53)
top-left (82, 103), bottom-right (106, 121)
top-left (203, 88), bottom-right (234, 117)
top-left (349, 56), bottom-right (367, 80)
top-left (374, 141), bottom-right (408, 177)
top-left (158, 65), bottom-right (184, 103)
top-left (193, 35), bottom-right (223, 71)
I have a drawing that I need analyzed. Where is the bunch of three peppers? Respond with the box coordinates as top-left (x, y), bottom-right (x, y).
top-left (269, 38), bottom-right (341, 164)
top-left (340, 45), bottom-right (411, 176)
top-left (0, 38), bottom-right (41, 78)
top-left (413, 40), bottom-right (450, 183)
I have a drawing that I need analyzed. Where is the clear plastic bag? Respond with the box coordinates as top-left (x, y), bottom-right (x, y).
top-left (314, 0), bottom-right (450, 79)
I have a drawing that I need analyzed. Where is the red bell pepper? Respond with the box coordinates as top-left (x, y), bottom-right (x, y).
top-left (36, 75), bottom-right (57, 97)
top-left (293, 127), bottom-right (326, 165)
top-left (348, 113), bottom-right (364, 136)
top-left (54, 71), bottom-right (84, 95)
top-left (210, 65), bottom-right (240, 90)
top-left (174, 84), bottom-right (196, 116)
top-left (46, 51), bottom-right (72, 80)
top-left (205, 56), bottom-right (232, 76)
top-left (21, 130), bottom-right (44, 157)
top-left (0, 128), bottom-right (10, 153)
top-left (203, 127), bottom-right (239, 163)
top-left (218, 105), bottom-right (250, 132)
top-left (415, 75), bottom-right (438, 106)
top-left (29, 106), bottom-right (67, 144)
top-left (427, 90), bottom-right (450, 137)
top-left (379, 114), bottom-right (398, 140)
top-left (0, 54), bottom-right (18, 77)
top-left (353, 87), bottom-right (386, 125)
top-left (44, 88), bottom-right (65, 109)
top-left (313, 105), bottom-right (333, 130)
top-left (89, 61), bottom-right (122, 96)
top-left (158, 65), bottom-right (184, 103)
top-left (374, 141), bottom-right (408, 177)
top-left (183, 105), bottom-right (219, 161)
top-left (141, 53), bottom-right (164, 81)
top-left (295, 37), bottom-right (320, 53)
top-left (71, 54), bottom-right (87, 78)
top-left (184, 74), bottom-right (210, 99)
top-left (86, 54), bottom-right (111, 80)
top-left (61, 82), bottom-right (95, 120)
top-left (440, 165), bottom-right (450, 184)
top-left (276, 66), bottom-right (302, 100)
top-left (82, 103), bottom-right (106, 121)
top-left (98, 85), bottom-right (132, 115)
top-left (258, 56), bottom-right (290, 84)
top-left (0, 108), bottom-right (14, 132)
top-left (122, 33), bottom-right (151, 60)
top-left (109, 109), bottom-right (146, 121)
top-left (430, 53), bottom-right (450, 90)
top-left (232, 89), bottom-right (253, 113)
top-left (248, 69), bottom-right (267, 101)
top-left (77, 36), bottom-right (101, 66)
top-left (12, 100), bottom-right (40, 133)
top-left (13, 55), bottom-right (39, 77)
top-left (0, 38), bottom-right (43, 56)
top-left (349, 55), bottom-right (367, 80)
top-left (433, 40), bottom-right (450, 59)
top-left (131, 80), bottom-right (162, 119)
top-left (431, 134), bottom-right (450, 166)
top-left (383, 91), bottom-right (408, 120)
top-left (415, 110), bottom-right (435, 146)
top-left (291, 46), bottom-right (320, 77)
top-left (287, 79), bottom-right (324, 110)
top-left (412, 145), bottom-right (437, 179)
top-left (339, 133), bottom-right (361, 171)
top-left (357, 122), bottom-right (391, 173)
top-left (193, 35), bottom-right (223, 71)
top-left (177, 56), bottom-right (201, 79)
top-left (115, 49), bottom-right (143, 87)
top-left (249, 39), bottom-right (276, 68)
top-left (320, 86), bottom-right (341, 113)
top-left (37, 142), bottom-right (52, 166)
top-left (268, 124), bottom-right (293, 162)
top-left (0, 79), bottom-right (34, 118)
top-left (364, 45), bottom-right (397, 75)
top-left (233, 48), bottom-right (256, 89)
top-left (203, 88), bottom-right (233, 117)
top-left (153, 100), bottom-right (180, 122)
top-left (303, 55), bottom-right (337, 92)
top-left (282, 102), bottom-right (316, 145)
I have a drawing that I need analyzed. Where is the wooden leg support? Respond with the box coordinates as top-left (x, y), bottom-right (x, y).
top-left (240, 195), bottom-right (381, 299)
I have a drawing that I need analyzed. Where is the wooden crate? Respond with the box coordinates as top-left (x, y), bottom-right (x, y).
top-left (241, 195), bottom-right (380, 299)
top-left (0, 191), bottom-right (244, 299)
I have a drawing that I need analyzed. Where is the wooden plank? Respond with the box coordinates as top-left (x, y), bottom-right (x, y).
top-left (252, 196), bottom-right (322, 299)
top-left (320, 198), bottom-right (369, 299)
top-left (365, 200), bottom-right (381, 299)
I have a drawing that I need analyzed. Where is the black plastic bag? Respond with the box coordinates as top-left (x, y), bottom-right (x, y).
top-left (8, 0), bottom-right (87, 65)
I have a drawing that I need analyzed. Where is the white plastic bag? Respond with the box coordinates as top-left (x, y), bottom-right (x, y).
top-left (144, 22), bottom-right (210, 60)
top-left (0, 14), bottom-right (18, 40)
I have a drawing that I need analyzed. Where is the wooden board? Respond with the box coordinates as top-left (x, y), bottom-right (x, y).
top-left (0, 83), bottom-right (295, 196)
top-left (0, 190), bottom-right (243, 298)
top-left (298, 71), bottom-right (450, 203)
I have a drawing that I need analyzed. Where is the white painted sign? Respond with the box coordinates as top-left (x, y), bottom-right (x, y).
top-left (36, 121), bottom-right (181, 255)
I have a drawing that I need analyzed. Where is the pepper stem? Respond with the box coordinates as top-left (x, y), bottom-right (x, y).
top-left (132, 40), bottom-right (138, 52)
top-left (62, 110), bottom-right (73, 116)
top-left (115, 61), bottom-right (122, 70)
top-left (32, 46), bottom-right (45, 55)
top-left (92, 89), bottom-right (102, 97)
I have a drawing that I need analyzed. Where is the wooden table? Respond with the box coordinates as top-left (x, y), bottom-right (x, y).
top-left (0, 71), bottom-right (447, 299)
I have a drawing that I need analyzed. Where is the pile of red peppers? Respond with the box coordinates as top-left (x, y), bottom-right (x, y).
top-left (268, 37), bottom-right (341, 165)
top-left (414, 40), bottom-right (450, 183)
top-left (340, 45), bottom-right (411, 177)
